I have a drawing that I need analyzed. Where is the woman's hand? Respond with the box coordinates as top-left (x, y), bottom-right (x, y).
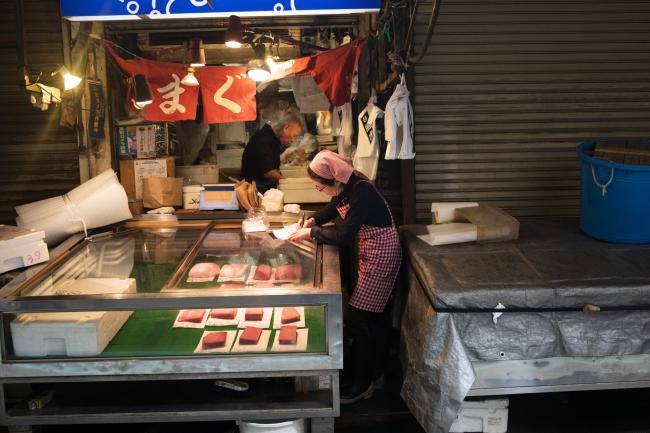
top-left (301, 217), bottom-right (316, 229)
top-left (289, 227), bottom-right (312, 241)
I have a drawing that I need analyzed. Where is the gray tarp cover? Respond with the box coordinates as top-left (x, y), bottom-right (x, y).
top-left (399, 220), bottom-right (650, 433)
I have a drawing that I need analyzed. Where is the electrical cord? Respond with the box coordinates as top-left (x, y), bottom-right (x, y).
top-left (407, 0), bottom-right (442, 66)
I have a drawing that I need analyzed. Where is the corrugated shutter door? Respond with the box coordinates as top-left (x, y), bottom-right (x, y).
top-left (0, 0), bottom-right (79, 225)
top-left (413, 0), bottom-right (650, 221)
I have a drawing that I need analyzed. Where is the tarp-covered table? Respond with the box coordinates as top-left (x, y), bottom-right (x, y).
top-left (399, 219), bottom-right (650, 433)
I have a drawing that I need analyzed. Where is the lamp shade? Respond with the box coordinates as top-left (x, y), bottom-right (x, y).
top-left (133, 74), bottom-right (153, 107)
top-left (225, 15), bottom-right (243, 48)
top-left (247, 58), bottom-right (270, 82)
top-left (181, 68), bottom-right (199, 87)
top-left (188, 38), bottom-right (206, 67)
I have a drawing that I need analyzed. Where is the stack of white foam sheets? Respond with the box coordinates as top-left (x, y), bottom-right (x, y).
top-left (10, 277), bottom-right (136, 357)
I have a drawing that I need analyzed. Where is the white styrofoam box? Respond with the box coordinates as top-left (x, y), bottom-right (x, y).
top-left (11, 278), bottom-right (136, 357)
top-left (431, 202), bottom-right (479, 224)
top-left (239, 419), bottom-right (306, 433)
top-left (278, 178), bottom-right (330, 203)
top-left (280, 166), bottom-right (308, 178)
top-left (449, 399), bottom-right (509, 433)
top-left (0, 225), bottom-right (49, 273)
top-left (176, 165), bottom-right (219, 185)
top-left (216, 148), bottom-right (244, 170)
top-left (183, 185), bottom-right (204, 210)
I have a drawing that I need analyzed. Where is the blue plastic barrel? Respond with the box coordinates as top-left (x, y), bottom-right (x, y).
top-left (577, 140), bottom-right (650, 243)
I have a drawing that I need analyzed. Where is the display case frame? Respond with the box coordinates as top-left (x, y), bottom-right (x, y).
top-left (0, 220), bottom-right (343, 431)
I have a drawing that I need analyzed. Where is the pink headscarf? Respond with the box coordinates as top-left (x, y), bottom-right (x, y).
top-left (309, 150), bottom-right (354, 184)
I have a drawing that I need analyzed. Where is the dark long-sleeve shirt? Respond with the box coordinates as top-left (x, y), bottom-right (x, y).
top-left (310, 174), bottom-right (393, 245)
top-left (241, 124), bottom-right (282, 186)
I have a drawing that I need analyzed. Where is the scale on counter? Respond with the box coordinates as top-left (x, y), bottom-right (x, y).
top-left (199, 184), bottom-right (239, 210)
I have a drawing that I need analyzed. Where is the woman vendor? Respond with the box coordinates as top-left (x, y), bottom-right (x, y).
top-left (288, 150), bottom-right (402, 404)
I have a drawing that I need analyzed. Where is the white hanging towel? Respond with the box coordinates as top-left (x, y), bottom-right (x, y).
top-left (353, 99), bottom-right (384, 180)
top-left (291, 75), bottom-right (331, 113)
top-left (384, 74), bottom-right (415, 160)
top-left (331, 103), bottom-right (354, 156)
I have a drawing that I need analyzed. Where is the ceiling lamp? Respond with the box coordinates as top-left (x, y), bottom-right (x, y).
top-left (188, 38), bottom-right (206, 67)
top-left (132, 74), bottom-right (153, 109)
top-left (225, 15), bottom-right (243, 48)
top-left (247, 44), bottom-right (271, 82)
top-left (181, 67), bottom-right (200, 87)
top-left (51, 66), bottom-right (82, 91)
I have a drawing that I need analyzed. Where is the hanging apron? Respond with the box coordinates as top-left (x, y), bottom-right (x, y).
top-left (336, 182), bottom-right (402, 313)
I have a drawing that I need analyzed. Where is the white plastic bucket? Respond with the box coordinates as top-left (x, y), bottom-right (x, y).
top-left (182, 185), bottom-right (203, 209)
top-left (238, 418), bottom-right (306, 433)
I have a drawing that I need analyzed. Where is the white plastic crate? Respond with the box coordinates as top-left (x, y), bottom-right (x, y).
top-left (0, 225), bottom-right (49, 273)
top-left (449, 399), bottom-right (509, 433)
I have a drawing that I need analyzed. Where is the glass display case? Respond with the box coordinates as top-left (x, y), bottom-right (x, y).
top-left (0, 221), bottom-right (342, 431)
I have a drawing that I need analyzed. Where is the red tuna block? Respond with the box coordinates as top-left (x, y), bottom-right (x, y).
top-left (188, 262), bottom-right (220, 279)
top-left (239, 327), bottom-right (262, 345)
top-left (210, 308), bottom-right (237, 320)
top-left (281, 307), bottom-right (301, 324)
top-left (178, 309), bottom-right (206, 323)
top-left (278, 326), bottom-right (298, 345)
top-left (253, 264), bottom-right (272, 280)
top-left (202, 331), bottom-right (227, 349)
top-left (245, 308), bottom-right (264, 321)
top-left (275, 264), bottom-right (302, 280)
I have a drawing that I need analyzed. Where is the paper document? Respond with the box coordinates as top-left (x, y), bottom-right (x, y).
top-left (272, 223), bottom-right (298, 240)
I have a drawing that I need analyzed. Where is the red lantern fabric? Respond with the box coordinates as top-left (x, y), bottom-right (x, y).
top-left (196, 66), bottom-right (257, 124)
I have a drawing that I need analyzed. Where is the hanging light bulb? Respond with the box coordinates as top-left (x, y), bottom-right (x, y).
top-left (247, 44), bottom-right (271, 82)
top-left (225, 15), bottom-right (243, 48)
top-left (188, 38), bottom-right (206, 67)
top-left (51, 66), bottom-right (82, 91)
top-left (132, 74), bottom-right (153, 109)
top-left (181, 67), bottom-right (200, 87)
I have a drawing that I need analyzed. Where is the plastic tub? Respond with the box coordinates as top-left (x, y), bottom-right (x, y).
top-left (182, 185), bottom-right (203, 210)
top-left (238, 419), bottom-right (306, 433)
top-left (577, 140), bottom-right (650, 243)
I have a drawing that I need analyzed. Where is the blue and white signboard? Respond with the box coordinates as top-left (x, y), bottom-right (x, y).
top-left (60, 0), bottom-right (380, 21)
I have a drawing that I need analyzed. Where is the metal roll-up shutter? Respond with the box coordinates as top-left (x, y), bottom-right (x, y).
top-left (0, 0), bottom-right (79, 225)
top-left (412, 0), bottom-right (650, 222)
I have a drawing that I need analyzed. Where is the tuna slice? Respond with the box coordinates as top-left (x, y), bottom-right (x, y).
top-left (281, 307), bottom-right (301, 324)
top-left (239, 327), bottom-right (263, 345)
top-left (278, 326), bottom-right (298, 345)
top-left (202, 331), bottom-right (227, 349)
top-left (275, 264), bottom-right (302, 281)
top-left (188, 262), bottom-right (220, 279)
top-left (253, 264), bottom-right (272, 280)
top-left (220, 263), bottom-right (249, 278)
top-left (210, 308), bottom-right (237, 320)
top-left (178, 309), bottom-right (206, 323)
top-left (245, 308), bottom-right (264, 321)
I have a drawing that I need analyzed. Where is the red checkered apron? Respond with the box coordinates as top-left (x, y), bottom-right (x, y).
top-left (336, 183), bottom-right (402, 313)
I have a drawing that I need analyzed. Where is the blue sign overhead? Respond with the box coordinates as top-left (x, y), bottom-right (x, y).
top-left (60, 0), bottom-right (380, 21)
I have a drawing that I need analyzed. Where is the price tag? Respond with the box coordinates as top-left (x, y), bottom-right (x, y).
top-left (22, 250), bottom-right (42, 266)
top-left (318, 375), bottom-right (331, 390)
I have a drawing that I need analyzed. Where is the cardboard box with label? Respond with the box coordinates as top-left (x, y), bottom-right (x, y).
top-left (119, 157), bottom-right (176, 200)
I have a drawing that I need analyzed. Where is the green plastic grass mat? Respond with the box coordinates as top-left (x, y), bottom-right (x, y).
top-left (101, 306), bottom-right (326, 357)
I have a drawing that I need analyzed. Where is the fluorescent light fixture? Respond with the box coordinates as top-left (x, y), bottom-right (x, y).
top-left (225, 15), bottom-right (243, 48)
top-left (181, 67), bottom-right (200, 87)
top-left (51, 66), bottom-right (82, 90)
